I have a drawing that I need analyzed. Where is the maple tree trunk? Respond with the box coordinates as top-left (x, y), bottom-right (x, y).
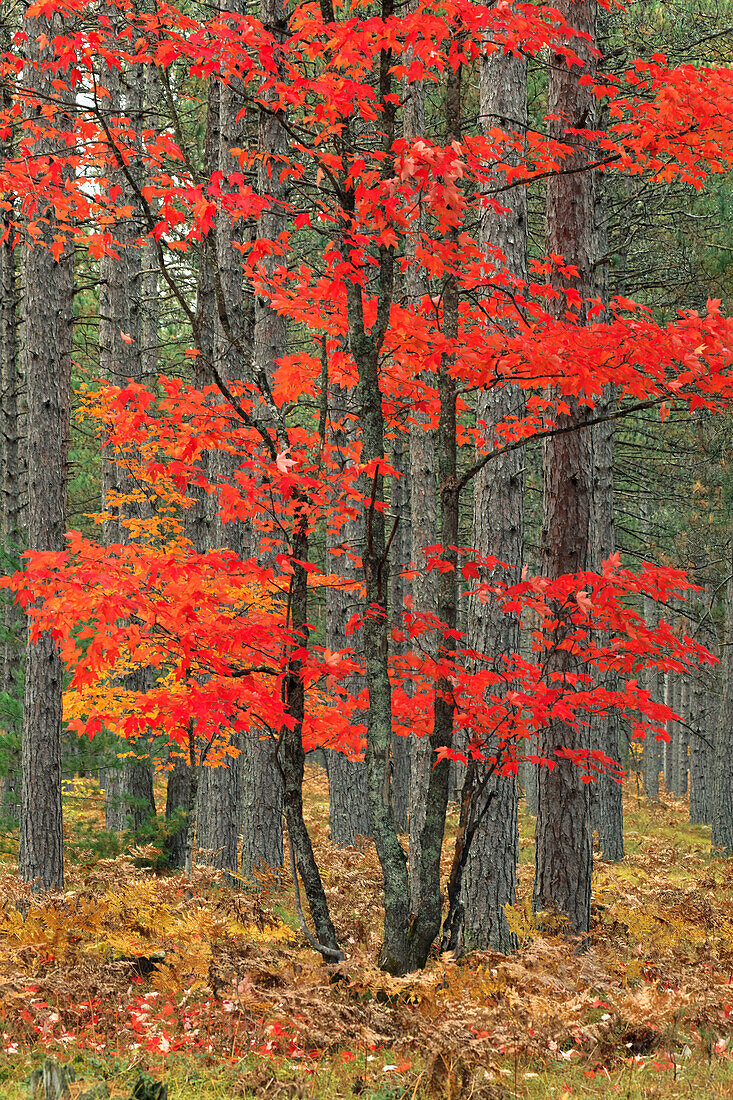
top-left (339, 10), bottom-right (410, 971)
top-left (18, 8), bottom-right (74, 891)
top-left (456, 39), bottom-right (526, 955)
top-left (534, 0), bottom-right (599, 935)
top-left (281, 525), bottom-right (341, 957)
top-left (678, 676), bottom-right (690, 798)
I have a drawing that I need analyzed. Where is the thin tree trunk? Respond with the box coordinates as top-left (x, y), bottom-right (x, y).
top-left (671, 674), bottom-right (684, 796)
top-left (689, 664), bottom-right (711, 825)
top-left (713, 518), bottom-right (733, 853)
top-left (641, 494), bottom-right (661, 801)
top-left (663, 673), bottom-right (673, 790)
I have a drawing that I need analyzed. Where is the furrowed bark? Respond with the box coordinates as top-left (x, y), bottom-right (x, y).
top-left (405, 58), bottom-right (462, 974)
top-left (19, 6), bottom-right (74, 891)
top-left (456, 33), bottom-right (527, 956)
top-left (533, 0), bottom-right (600, 937)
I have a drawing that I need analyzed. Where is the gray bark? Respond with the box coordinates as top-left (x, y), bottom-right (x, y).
top-left (641, 494), bottom-right (661, 801)
top-left (689, 663), bottom-right (712, 825)
top-left (670, 674), bottom-right (685, 796)
top-left (663, 673), bottom-right (673, 790)
top-left (327, 750), bottom-right (370, 846)
top-left (240, 731), bottom-right (283, 875)
top-left (589, 406), bottom-right (622, 860)
top-left (390, 434), bottom-right (410, 833)
top-left (457, 40), bottom-right (527, 955)
top-left (191, 60), bottom-right (249, 878)
top-left (403, 44), bottom-right (438, 918)
top-left (99, 50), bottom-right (156, 832)
top-left (325, 387), bottom-right (370, 846)
top-left (0, 41), bottom-right (22, 822)
top-left (164, 750), bottom-right (191, 869)
top-left (196, 740), bottom-right (241, 875)
top-left (18, 6), bottom-right (74, 891)
top-left (713, 530), bottom-right (733, 852)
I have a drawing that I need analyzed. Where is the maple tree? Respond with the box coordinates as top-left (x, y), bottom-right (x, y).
top-left (2, 0), bottom-right (733, 975)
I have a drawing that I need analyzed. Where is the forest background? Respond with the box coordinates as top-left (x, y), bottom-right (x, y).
top-left (0, 0), bottom-right (733, 1094)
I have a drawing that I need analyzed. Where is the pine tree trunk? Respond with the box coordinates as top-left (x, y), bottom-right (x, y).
top-left (713, 524), bottom-right (733, 853)
top-left (0, 44), bottom-right (22, 822)
top-left (18, 6), bottom-right (74, 891)
top-left (670, 675), bottom-right (685, 796)
top-left (689, 665), bottom-right (711, 825)
top-left (165, 751), bottom-right (191, 869)
top-left (99, 50), bottom-right (156, 832)
top-left (191, 61), bottom-right (250, 878)
top-left (240, 731), bottom-right (283, 875)
top-left (403, 60), bottom-right (464, 974)
top-left (663, 673), bottom-right (673, 790)
top-left (404, 45), bottom-right (438, 915)
top-left (196, 744), bottom-right (241, 875)
top-left (589, 407), bottom-right (623, 860)
top-left (390, 434), bottom-right (410, 834)
top-left (641, 494), bottom-right (661, 801)
top-left (325, 388), bottom-right (370, 847)
top-left (457, 40), bottom-right (526, 955)
top-left (534, 0), bottom-right (599, 935)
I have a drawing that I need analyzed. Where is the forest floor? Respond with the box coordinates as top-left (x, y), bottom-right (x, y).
top-left (1, 770), bottom-right (733, 1098)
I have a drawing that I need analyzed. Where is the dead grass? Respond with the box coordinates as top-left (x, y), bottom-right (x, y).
top-left (0, 768), bottom-right (732, 1097)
